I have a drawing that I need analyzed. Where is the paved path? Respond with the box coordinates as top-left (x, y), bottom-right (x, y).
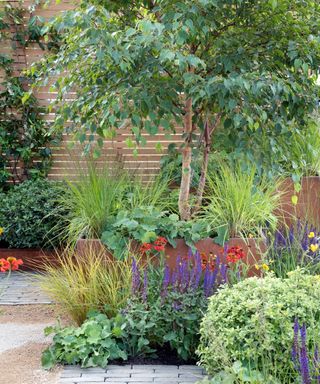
top-left (0, 322), bottom-right (52, 353)
top-left (0, 271), bottom-right (51, 304)
top-left (59, 365), bottom-right (206, 384)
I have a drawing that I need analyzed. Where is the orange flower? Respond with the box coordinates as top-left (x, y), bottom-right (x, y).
top-left (7, 257), bottom-right (23, 271)
top-left (200, 252), bottom-right (216, 271)
top-left (0, 258), bottom-right (10, 273)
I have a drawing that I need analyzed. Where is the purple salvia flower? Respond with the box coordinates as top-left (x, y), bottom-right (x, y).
top-left (220, 263), bottom-right (228, 284)
top-left (131, 257), bottom-right (140, 295)
top-left (289, 225), bottom-right (294, 244)
top-left (162, 264), bottom-right (170, 295)
top-left (193, 251), bottom-right (202, 290)
top-left (300, 323), bottom-right (311, 384)
top-left (203, 265), bottom-right (211, 297)
top-left (182, 258), bottom-right (189, 292)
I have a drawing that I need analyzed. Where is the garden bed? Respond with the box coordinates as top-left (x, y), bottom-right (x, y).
top-left (76, 237), bottom-right (265, 275)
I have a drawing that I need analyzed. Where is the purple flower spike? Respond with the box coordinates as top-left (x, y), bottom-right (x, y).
top-left (289, 225), bottom-right (294, 244)
top-left (194, 252), bottom-right (202, 290)
top-left (220, 263), bottom-right (228, 284)
top-left (300, 324), bottom-right (311, 384)
top-left (131, 257), bottom-right (140, 296)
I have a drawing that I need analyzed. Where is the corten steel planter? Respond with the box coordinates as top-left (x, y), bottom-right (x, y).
top-left (0, 248), bottom-right (57, 271)
top-left (277, 176), bottom-right (320, 227)
top-left (76, 237), bottom-right (265, 276)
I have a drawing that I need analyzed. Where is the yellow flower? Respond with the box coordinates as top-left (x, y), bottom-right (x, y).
top-left (262, 263), bottom-right (270, 272)
top-left (308, 232), bottom-right (315, 239)
top-left (0, 227), bottom-right (4, 236)
top-left (254, 264), bottom-right (260, 270)
top-left (248, 233), bottom-right (254, 239)
top-left (310, 244), bottom-right (319, 253)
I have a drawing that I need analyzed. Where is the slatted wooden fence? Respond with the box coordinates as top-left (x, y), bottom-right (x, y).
top-left (1, 0), bottom-right (184, 181)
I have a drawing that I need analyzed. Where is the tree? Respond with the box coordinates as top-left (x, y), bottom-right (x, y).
top-left (32, 0), bottom-right (320, 220)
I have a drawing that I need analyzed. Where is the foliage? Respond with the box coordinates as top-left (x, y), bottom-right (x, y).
top-left (0, 2), bottom-right (59, 189)
top-left (126, 251), bottom-right (228, 361)
top-left (213, 117), bottom-right (320, 181)
top-left (101, 206), bottom-right (210, 259)
top-left (0, 179), bottom-right (67, 248)
top-left (43, 250), bottom-right (229, 368)
top-left (57, 161), bottom-right (175, 245)
top-left (202, 163), bottom-right (282, 239)
top-left (37, 247), bottom-right (132, 325)
top-left (197, 270), bottom-right (320, 382)
top-left (42, 312), bottom-right (128, 369)
top-left (159, 144), bottom-right (230, 187)
top-left (292, 319), bottom-right (320, 384)
top-left (196, 361), bottom-right (281, 384)
top-left (266, 222), bottom-right (320, 278)
top-left (31, 0), bottom-right (320, 218)
top-left (56, 162), bottom-right (130, 244)
top-left (123, 167), bottom-right (177, 213)
top-left (282, 120), bottom-right (320, 178)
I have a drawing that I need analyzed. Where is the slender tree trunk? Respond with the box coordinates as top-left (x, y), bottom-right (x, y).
top-left (179, 98), bottom-right (193, 220)
top-left (192, 114), bottom-right (222, 215)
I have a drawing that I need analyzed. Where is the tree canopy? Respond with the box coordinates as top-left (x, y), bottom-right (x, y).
top-left (32, 0), bottom-right (320, 219)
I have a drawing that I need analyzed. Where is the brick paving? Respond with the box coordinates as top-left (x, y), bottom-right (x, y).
top-left (59, 365), bottom-right (207, 384)
top-left (0, 271), bottom-right (52, 305)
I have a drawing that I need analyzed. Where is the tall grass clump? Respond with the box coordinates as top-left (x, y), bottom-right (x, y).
top-left (122, 169), bottom-right (177, 213)
top-left (56, 161), bottom-right (128, 245)
top-left (37, 247), bottom-right (132, 325)
top-left (56, 160), bottom-right (175, 245)
top-left (203, 163), bottom-right (283, 238)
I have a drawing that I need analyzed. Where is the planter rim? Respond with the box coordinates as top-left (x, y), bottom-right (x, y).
top-left (77, 237), bottom-right (266, 243)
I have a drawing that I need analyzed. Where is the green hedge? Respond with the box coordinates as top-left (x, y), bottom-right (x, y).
top-left (0, 179), bottom-right (68, 248)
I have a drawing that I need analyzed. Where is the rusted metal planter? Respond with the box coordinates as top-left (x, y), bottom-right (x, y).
top-left (0, 248), bottom-right (57, 271)
top-left (277, 176), bottom-right (320, 227)
top-left (76, 237), bottom-right (265, 276)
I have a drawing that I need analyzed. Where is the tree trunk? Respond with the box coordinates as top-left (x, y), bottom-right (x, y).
top-left (178, 98), bottom-right (193, 220)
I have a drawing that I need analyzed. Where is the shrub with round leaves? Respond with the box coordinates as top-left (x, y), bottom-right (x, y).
top-left (197, 270), bottom-right (320, 380)
top-left (0, 179), bottom-right (68, 248)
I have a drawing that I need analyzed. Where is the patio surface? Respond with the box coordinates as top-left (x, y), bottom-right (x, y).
top-left (60, 364), bottom-right (206, 384)
top-left (0, 271), bottom-right (52, 305)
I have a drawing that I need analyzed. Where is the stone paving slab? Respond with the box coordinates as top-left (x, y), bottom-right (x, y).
top-left (0, 271), bottom-right (52, 305)
top-left (59, 365), bottom-right (206, 384)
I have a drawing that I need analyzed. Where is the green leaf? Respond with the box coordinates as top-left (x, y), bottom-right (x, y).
top-left (41, 349), bottom-right (55, 370)
top-left (140, 231), bottom-right (157, 243)
top-left (21, 92), bottom-right (31, 104)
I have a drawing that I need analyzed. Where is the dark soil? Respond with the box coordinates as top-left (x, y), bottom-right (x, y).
top-left (112, 343), bottom-right (197, 365)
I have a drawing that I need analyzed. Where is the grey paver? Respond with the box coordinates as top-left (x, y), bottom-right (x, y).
top-left (60, 365), bottom-right (207, 384)
top-left (0, 271), bottom-right (52, 305)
